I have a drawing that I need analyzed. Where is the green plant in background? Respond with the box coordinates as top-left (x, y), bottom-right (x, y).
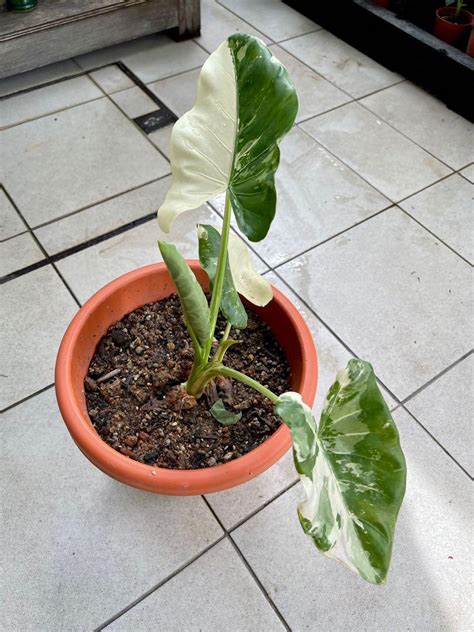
top-left (157, 33), bottom-right (407, 584)
top-left (446, 0), bottom-right (467, 19)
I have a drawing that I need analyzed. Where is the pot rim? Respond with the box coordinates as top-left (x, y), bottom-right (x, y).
top-left (55, 262), bottom-right (318, 494)
top-left (436, 7), bottom-right (473, 25)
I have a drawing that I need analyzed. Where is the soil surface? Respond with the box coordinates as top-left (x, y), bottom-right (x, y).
top-left (85, 294), bottom-right (290, 469)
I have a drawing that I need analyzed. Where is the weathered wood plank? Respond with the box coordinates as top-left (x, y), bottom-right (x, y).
top-left (0, 0), bottom-right (181, 79)
top-left (177, 0), bottom-right (200, 38)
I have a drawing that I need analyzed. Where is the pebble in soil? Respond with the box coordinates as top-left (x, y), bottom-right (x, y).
top-left (85, 294), bottom-right (291, 469)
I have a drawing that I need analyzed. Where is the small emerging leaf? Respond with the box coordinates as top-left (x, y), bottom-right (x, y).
top-left (275, 359), bottom-right (406, 585)
top-left (210, 398), bottom-right (242, 426)
top-left (198, 224), bottom-right (247, 329)
top-left (158, 241), bottom-right (210, 349)
top-left (213, 339), bottom-right (239, 364)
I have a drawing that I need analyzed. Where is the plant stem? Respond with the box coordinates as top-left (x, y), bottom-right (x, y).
top-left (221, 321), bottom-right (232, 343)
top-left (219, 366), bottom-right (279, 404)
top-left (204, 191), bottom-right (232, 360)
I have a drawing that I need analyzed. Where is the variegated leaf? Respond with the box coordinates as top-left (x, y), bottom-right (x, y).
top-left (157, 33), bottom-right (298, 242)
top-left (275, 359), bottom-right (406, 584)
top-left (228, 233), bottom-right (272, 307)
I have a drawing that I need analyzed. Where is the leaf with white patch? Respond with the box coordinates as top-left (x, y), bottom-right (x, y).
top-left (157, 33), bottom-right (298, 242)
top-left (275, 359), bottom-right (406, 584)
top-left (228, 232), bottom-right (272, 306)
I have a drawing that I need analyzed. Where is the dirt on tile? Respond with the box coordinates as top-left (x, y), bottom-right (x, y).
top-left (85, 294), bottom-right (290, 469)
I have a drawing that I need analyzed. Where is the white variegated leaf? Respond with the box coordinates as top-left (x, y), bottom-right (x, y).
top-left (228, 233), bottom-right (272, 307)
top-left (158, 41), bottom-right (236, 233)
top-left (275, 359), bottom-right (406, 584)
top-left (157, 34), bottom-right (298, 242)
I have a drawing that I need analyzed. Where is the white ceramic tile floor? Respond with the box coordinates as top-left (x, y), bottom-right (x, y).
top-left (282, 29), bottom-right (401, 98)
top-left (278, 208), bottom-right (473, 400)
top-left (197, 0), bottom-right (271, 53)
top-left (0, 188), bottom-right (26, 241)
top-left (1, 389), bottom-right (223, 630)
top-left (0, 266), bottom-right (78, 408)
top-left (1, 6), bottom-right (472, 630)
top-left (233, 408), bottom-right (473, 631)
top-left (89, 65), bottom-right (135, 94)
top-left (218, 0), bottom-right (319, 42)
top-left (361, 81), bottom-right (474, 170)
top-left (110, 86), bottom-right (158, 118)
top-left (0, 98), bottom-right (170, 226)
top-left (301, 102), bottom-right (451, 201)
top-left (399, 173), bottom-right (473, 263)
top-left (0, 231), bottom-right (44, 277)
top-left (405, 353), bottom-right (473, 476)
top-left (0, 75), bottom-right (102, 130)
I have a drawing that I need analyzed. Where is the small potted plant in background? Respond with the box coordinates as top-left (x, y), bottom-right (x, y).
top-left (56, 34), bottom-right (407, 584)
top-left (434, 0), bottom-right (472, 45)
top-left (373, 0), bottom-right (391, 9)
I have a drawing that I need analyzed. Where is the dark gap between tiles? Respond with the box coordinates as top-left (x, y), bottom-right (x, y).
top-left (0, 382), bottom-right (55, 415)
top-left (0, 211), bottom-right (157, 285)
top-left (201, 496), bottom-right (291, 632)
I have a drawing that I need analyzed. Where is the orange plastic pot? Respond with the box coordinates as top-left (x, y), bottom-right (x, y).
top-left (434, 7), bottom-right (472, 45)
top-left (55, 262), bottom-right (318, 495)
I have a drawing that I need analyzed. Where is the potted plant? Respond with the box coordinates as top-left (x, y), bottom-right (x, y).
top-left (56, 34), bottom-right (407, 584)
top-left (373, 0), bottom-right (391, 9)
top-left (434, 0), bottom-right (472, 45)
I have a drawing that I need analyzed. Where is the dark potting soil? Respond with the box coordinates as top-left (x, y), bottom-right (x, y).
top-left (85, 294), bottom-right (290, 469)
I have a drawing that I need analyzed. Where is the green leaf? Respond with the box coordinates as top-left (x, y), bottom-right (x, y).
top-left (227, 34), bottom-right (298, 241)
top-left (198, 224), bottom-right (247, 328)
top-left (158, 241), bottom-right (210, 349)
top-left (157, 34), bottom-right (298, 242)
top-left (275, 359), bottom-right (407, 585)
top-left (210, 398), bottom-right (242, 426)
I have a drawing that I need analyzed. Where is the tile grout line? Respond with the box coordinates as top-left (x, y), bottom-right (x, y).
top-left (212, 1), bottom-right (278, 45)
top-left (269, 269), bottom-right (474, 480)
top-left (227, 478), bottom-right (300, 534)
top-left (400, 350), bottom-right (474, 407)
top-left (297, 123), bottom-right (456, 209)
top-left (0, 94), bottom-right (105, 132)
top-left (277, 37), bottom-right (467, 171)
top-left (400, 405), bottom-right (473, 480)
top-left (32, 173), bottom-right (170, 232)
top-left (1, 185), bottom-right (81, 306)
top-left (201, 496), bottom-right (292, 631)
top-left (95, 535), bottom-right (227, 631)
top-left (0, 383), bottom-right (54, 415)
top-left (1, 195), bottom-right (223, 286)
top-left (397, 206), bottom-right (473, 266)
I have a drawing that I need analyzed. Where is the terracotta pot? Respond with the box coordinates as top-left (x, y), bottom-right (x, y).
top-left (55, 262), bottom-right (318, 495)
top-left (434, 7), bottom-right (472, 45)
top-left (467, 17), bottom-right (474, 56)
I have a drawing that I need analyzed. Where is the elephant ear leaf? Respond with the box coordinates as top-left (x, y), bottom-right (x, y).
top-left (275, 359), bottom-right (407, 585)
top-left (158, 33), bottom-right (298, 242)
top-left (158, 241), bottom-right (210, 350)
top-left (198, 224), bottom-right (247, 329)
